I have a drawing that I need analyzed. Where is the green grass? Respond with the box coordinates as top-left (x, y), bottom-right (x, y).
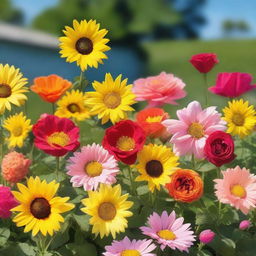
top-left (142, 39), bottom-right (256, 117)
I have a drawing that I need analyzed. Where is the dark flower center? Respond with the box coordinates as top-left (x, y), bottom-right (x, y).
top-left (146, 160), bottom-right (163, 177)
top-left (175, 176), bottom-right (195, 194)
top-left (67, 103), bottom-right (80, 113)
top-left (75, 37), bottom-right (93, 55)
top-left (30, 198), bottom-right (51, 219)
top-left (0, 83), bottom-right (12, 98)
top-left (98, 202), bottom-right (116, 221)
top-left (211, 139), bottom-right (227, 155)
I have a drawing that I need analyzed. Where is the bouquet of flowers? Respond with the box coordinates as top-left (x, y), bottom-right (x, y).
top-left (0, 19), bottom-right (256, 256)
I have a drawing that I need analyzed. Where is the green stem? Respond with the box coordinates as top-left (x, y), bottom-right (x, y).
top-left (191, 154), bottom-right (196, 170)
top-left (203, 73), bottom-right (209, 106)
top-left (217, 167), bottom-right (221, 179)
top-left (51, 103), bottom-right (55, 115)
top-left (79, 71), bottom-right (84, 91)
top-left (55, 157), bottom-right (60, 181)
top-left (128, 168), bottom-right (136, 195)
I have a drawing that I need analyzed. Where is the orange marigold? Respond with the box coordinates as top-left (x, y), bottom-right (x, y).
top-left (30, 74), bottom-right (71, 103)
top-left (136, 108), bottom-right (169, 138)
top-left (1, 151), bottom-right (31, 184)
top-left (166, 169), bottom-right (203, 203)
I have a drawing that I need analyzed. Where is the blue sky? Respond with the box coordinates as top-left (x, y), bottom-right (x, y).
top-left (13, 0), bottom-right (256, 39)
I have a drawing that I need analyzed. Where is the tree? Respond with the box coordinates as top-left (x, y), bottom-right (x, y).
top-left (32, 0), bottom-right (206, 44)
top-left (0, 0), bottom-right (23, 24)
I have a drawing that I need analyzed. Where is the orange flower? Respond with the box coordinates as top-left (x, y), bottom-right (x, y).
top-left (30, 74), bottom-right (71, 103)
top-left (166, 169), bottom-right (203, 203)
top-left (136, 108), bottom-right (169, 138)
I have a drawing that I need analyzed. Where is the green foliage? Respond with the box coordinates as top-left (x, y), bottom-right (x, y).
top-left (0, 0), bottom-right (23, 24)
top-left (32, 0), bottom-right (180, 41)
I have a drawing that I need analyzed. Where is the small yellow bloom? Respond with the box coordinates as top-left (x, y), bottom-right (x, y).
top-left (59, 19), bottom-right (110, 71)
top-left (223, 99), bottom-right (256, 138)
top-left (85, 73), bottom-right (136, 124)
top-left (135, 144), bottom-right (179, 192)
top-left (3, 112), bottom-right (32, 148)
top-left (55, 90), bottom-right (90, 121)
top-left (0, 64), bottom-right (28, 114)
top-left (81, 184), bottom-right (133, 238)
top-left (12, 177), bottom-right (74, 236)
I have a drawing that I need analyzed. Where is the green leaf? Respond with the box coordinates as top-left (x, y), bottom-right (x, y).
top-left (66, 242), bottom-right (97, 256)
top-left (0, 227), bottom-right (10, 247)
top-left (73, 214), bottom-right (90, 233)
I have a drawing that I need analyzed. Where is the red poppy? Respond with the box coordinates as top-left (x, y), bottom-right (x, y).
top-left (136, 108), bottom-right (169, 138)
top-left (33, 114), bottom-right (80, 157)
top-left (102, 120), bottom-right (146, 165)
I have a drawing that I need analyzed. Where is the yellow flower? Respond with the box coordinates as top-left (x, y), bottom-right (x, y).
top-left (55, 90), bottom-right (90, 121)
top-left (135, 144), bottom-right (179, 192)
top-left (59, 19), bottom-right (110, 71)
top-left (0, 64), bottom-right (28, 114)
top-left (81, 184), bottom-right (133, 238)
top-left (3, 112), bottom-right (32, 148)
top-left (85, 73), bottom-right (136, 124)
top-left (12, 177), bottom-right (74, 236)
top-left (223, 99), bottom-right (256, 138)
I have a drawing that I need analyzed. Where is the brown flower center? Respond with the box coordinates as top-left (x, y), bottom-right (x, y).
top-left (146, 160), bottom-right (163, 178)
top-left (75, 37), bottom-right (93, 55)
top-left (175, 176), bottom-right (195, 194)
top-left (188, 122), bottom-right (204, 139)
top-left (30, 198), bottom-right (51, 219)
top-left (98, 202), bottom-right (116, 221)
top-left (67, 103), bottom-right (80, 113)
top-left (12, 126), bottom-right (23, 137)
top-left (103, 92), bottom-right (121, 109)
top-left (0, 83), bottom-right (12, 98)
top-left (84, 161), bottom-right (103, 177)
top-left (232, 113), bottom-right (244, 126)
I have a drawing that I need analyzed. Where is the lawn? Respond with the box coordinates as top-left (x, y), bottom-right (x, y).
top-left (142, 39), bottom-right (256, 116)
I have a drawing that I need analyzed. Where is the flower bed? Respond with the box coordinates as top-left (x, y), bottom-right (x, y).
top-left (0, 19), bottom-right (256, 256)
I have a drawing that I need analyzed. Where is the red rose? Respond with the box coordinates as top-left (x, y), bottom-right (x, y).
top-left (204, 131), bottom-right (236, 167)
top-left (190, 53), bottom-right (219, 73)
top-left (102, 120), bottom-right (146, 165)
top-left (209, 72), bottom-right (256, 98)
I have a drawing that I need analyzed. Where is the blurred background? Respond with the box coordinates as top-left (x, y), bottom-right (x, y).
top-left (1, 0), bottom-right (256, 119)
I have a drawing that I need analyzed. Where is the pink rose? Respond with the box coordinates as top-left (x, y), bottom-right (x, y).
top-left (209, 72), bottom-right (256, 98)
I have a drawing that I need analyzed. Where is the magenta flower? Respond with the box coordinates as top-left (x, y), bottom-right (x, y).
top-left (239, 220), bottom-right (251, 230)
top-left (199, 229), bottom-right (215, 244)
top-left (0, 185), bottom-right (18, 218)
top-left (67, 143), bottom-right (119, 191)
top-left (132, 72), bottom-right (186, 107)
top-left (214, 166), bottom-right (256, 215)
top-left (103, 236), bottom-right (156, 256)
top-left (162, 101), bottom-right (226, 159)
top-left (209, 72), bottom-right (256, 98)
top-left (140, 211), bottom-right (195, 252)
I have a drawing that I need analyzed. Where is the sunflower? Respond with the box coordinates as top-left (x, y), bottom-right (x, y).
top-left (55, 90), bottom-right (91, 121)
top-left (222, 99), bottom-right (256, 138)
top-left (0, 64), bottom-right (28, 114)
top-left (59, 19), bottom-right (110, 71)
top-left (135, 144), bottom-right (179, 192)
top-left (3, 112), bottom-right (32, 148)
top-left (11, 177), bottom-right (74, 236)
top-left (81, 184), bottom-right (133, 238)
top-left (85, 73), bottom-right (136, 124)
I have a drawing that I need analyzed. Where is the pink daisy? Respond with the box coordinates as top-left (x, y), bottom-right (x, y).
top-left (214, 166), bottom-right (256, 215)
top-left (140, 211), bottom-right (195, 252)
top-left (132, 72), bottom-right (186, 107)
top-left (162, 101), bottom-right (226, 159)
top-left (103, 236), bottom-right (156, 256)
top-left (67, 143), bottom-right (119, 191)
